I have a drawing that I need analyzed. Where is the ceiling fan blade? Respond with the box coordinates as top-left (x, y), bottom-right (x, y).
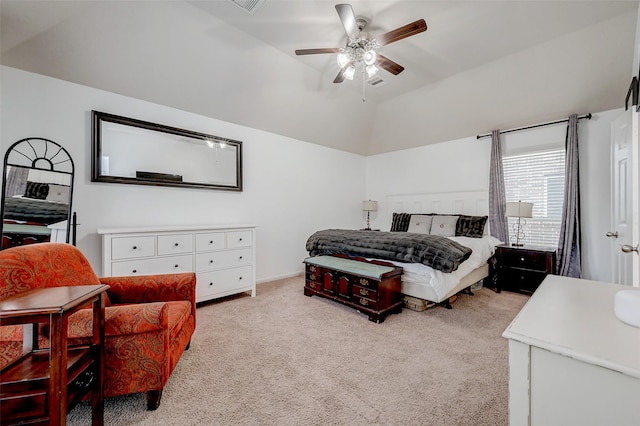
top-left (376, 19), bottom-right (427, 47)
top-left (295, 48), bottom-right (340, 55)
top-left (376, 54), bottom-right (404, 75)
top-left (335, 4), bottom-right (360, 41)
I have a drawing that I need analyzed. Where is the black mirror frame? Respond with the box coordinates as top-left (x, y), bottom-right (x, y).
top-left (1, 137), bottom-right (75, 248)
top-left (91, 110), bottom-right (243, 191)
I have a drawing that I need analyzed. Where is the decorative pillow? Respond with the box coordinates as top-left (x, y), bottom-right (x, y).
top-left (430, 215), bottom-right (459, 237)
top-left (390, 213), bottom-right (412, 232)
top-left (407, 215), bottom-right (433, 234)
top-left (45, 184), bottom-right (70, 203)
top-left (456, 215), bottom-right (488, 238)
top-left (23, 181), bottom-right (49, 200)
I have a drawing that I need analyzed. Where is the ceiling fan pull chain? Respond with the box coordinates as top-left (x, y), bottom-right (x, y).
top-left (362, 68), bottom-right (366, 102)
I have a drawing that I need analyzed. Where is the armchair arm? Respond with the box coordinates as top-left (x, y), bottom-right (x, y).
top-left (100, 273), bottom-right (196, 315)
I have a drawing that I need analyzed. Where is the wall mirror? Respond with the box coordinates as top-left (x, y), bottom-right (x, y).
top-left (0, 138), bottom-right (74, 250)
top-left (92, 111), bottom-right (243, 191)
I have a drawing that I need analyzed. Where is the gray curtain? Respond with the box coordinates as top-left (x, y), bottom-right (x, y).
top-left (557, 114), bottom-right (581, 277)
top-left (489, 130), bottom-right (509, 244)
top-left (5, 166), bottom-right (29, 197)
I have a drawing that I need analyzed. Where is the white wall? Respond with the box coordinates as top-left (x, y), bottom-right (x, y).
top-left (0, 66), bottom-right (366, 282)
top-left (366, 108), bottom-right (623, 282)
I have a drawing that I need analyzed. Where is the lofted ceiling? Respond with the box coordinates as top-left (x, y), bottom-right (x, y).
top-left (1, 1), bottom-right (638, 155)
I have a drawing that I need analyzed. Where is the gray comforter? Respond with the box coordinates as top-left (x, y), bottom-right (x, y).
top-left (306, 229), bottom-right (472, 273)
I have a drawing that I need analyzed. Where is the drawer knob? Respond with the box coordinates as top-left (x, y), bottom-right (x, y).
top-left (360, 298), bottom-right (369, 306)
top-left (239, 256), bottom-right (243, 260)
top-left (310, 274), bottom-right (316, 281)
top-left (520, 257), bottom-right (525, 262)
top-left (239, 238), bottom-right (243, 242)
top-left (359, 278), bottom-right (369, 286)
top-left (174, 243), bottom-right (179, 247)
top-left (209, 260), bottom-right (214, 264)
top-left (310, 266), bottom-right (317, 273)
top-left (209, 282), bottom-right (213, 286)
top-left (174, 264), bottom-right (179, 268)
top-left (359, 288), bottom-right (369, 296)
top-left (132, 269), bottom-right (137, 273)
top-left (132, 246), bottom-right (137, 250)
top-left (239, 276), bottom-right (243, 280)
top-left (209, 240), bottom-right (213, 244)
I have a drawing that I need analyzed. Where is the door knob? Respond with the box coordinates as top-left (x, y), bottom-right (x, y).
top-left (621, 244), bottom-right (639, 254)
top-left (606, 231), bottom-right (619, 238)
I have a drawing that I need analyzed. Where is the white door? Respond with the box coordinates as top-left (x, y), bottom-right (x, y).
top-left (611, 110), bottom-right (639, 286)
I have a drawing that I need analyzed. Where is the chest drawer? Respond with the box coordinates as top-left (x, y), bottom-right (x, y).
top-left (195, 248), bottom-right (252, 272)
top-left (111, 255), bottom-right (192, 276)
top-left (227, 231), bottom-right (252, 249)
top-left (353, 284), bottom-right (377, 301)
top-left (498, 249), bottom-right (551, 271)
top-left (195, 232), bottom-right (226, 252)
top-left (157, 234), bottom-right (193, 256)
top-left (111, 236), bottom-right (155, 260)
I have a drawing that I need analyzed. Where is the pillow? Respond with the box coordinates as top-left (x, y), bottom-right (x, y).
top-left (407, 215), bottom-right (433, 234)
top-left (46, 184), bottom-right (70, 203)
top-left (390, 213), bottom-right (412, 232)
top-left (456, 215), bottom-right (488, 238)
top-left (23, 181), bottom-right (49, 200)
top-left (430, 215), bottom-right (459, 237)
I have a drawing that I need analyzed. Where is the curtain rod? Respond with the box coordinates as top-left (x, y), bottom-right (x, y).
top-left (476, 113), bottom-right (592, 140)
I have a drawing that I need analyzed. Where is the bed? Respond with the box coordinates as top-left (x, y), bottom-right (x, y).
top-left (3, 196), bottom-right (69, 225)
top-left (306, 191), bottom-right (503, 306)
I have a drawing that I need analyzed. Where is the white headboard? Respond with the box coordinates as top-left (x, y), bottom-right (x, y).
top-left (384, 190), bottom-right (489, 228)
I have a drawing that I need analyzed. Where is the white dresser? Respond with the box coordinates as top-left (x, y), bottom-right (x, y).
top-left (98, 225), bottom-right (256, 303)
top-left (503, 275), bottom-right (640, 426)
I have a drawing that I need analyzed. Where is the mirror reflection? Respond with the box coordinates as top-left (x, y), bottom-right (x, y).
top-left (92, 111), bottom-right (243, 191)
top-left (1, 138), bottom-right (74, 249)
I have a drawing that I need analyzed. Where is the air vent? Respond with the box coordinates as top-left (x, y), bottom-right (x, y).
top-left (368, 77), bottom-right (387, 87)
top-left (230, 0), bottom-right (266, 15)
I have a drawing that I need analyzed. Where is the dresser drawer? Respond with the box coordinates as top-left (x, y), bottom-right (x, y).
top-left (195, 232), bottom-right (225, 252)
top-left (111, 236), bottom-right (155, 260)
top-left (197, 266), bottom-right (253, 299)
top-left (195, 248), bottom-right (252, 272)
top-left (157, 234), bottom-right (193, 255)
top-left (499, 249), bottom-right (550, 271)
top-left (227, 230), bottom-right (252, 249)
top-left (111, 255), bottom-right (192, 276)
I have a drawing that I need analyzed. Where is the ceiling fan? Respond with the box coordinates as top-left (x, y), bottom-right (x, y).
top-left (295, 3), bottom-right (427, 85)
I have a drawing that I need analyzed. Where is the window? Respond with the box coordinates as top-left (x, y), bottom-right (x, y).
top-left (503, 149), bottom-right (565, 247)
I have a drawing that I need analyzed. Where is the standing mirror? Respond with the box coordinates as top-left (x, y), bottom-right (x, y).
top-left (1, 138), bottom-right (74, 250)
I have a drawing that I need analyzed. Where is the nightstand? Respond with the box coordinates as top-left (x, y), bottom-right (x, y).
top-left (495, 244), bottom-right (556, 294)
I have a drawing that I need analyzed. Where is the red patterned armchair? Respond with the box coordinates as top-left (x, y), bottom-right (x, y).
top-left (0, 243), bottom-right (196, 410)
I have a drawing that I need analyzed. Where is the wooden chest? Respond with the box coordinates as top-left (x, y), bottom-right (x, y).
top-left (303, 255), bottom-right (403, 323)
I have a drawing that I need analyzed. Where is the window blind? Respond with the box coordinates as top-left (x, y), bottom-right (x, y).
top-left (503, 149), bottom-right (565, 247)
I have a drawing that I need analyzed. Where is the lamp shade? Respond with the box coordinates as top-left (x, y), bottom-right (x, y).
top-left (505, 201), bottom-right (533, 218)
top-left (362, 200), bottom-right (378, 211)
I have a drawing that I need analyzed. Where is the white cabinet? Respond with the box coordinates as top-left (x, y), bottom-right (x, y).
top-left (503, 275), bottom-right (640, 426)
top-left (98, 225), bottom-right (256, 303)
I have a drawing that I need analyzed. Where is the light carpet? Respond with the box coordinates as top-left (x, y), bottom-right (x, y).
top-left (68, 276), bottom-right (529, 426)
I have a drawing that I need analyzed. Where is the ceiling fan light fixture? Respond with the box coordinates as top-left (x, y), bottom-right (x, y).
top-left (344, 65), bottom-right (356, 80)
top-left (366, 64), bottom-right (379, 78)
top-left (337, 50), bottom-right (350, 68)
top-left (363, 49), bottom-right (377, 66)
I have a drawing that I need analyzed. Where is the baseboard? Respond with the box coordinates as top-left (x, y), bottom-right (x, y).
top-left (256, 271), bottom-right (303, 285)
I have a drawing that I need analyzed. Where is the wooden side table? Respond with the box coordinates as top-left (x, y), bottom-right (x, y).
top-left (495, 244), bottom-right (556, 294)
top-left (0, 285), bottom-right (109, 425)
